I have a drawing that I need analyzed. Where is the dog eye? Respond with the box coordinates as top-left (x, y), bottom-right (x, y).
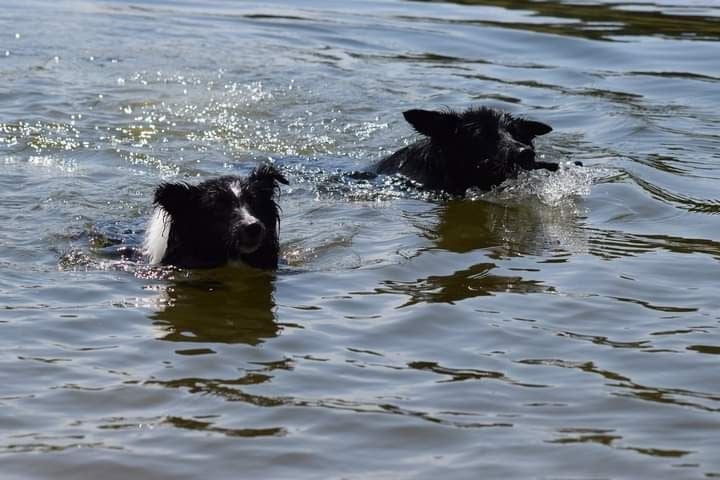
top-left (243, 184), bottom-right (269, 200)
top-left (509, 125), bottom-right (531, 142)
top-left (214, 191), bottom-right (237, 208)
top-left (237, 189), bottom-right (253, 203)
top-left (472, 126), bottom-right (495, 139)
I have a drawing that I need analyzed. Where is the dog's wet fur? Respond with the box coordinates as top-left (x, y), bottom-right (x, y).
top-left (143, 164), bottom-right (288, 269)
top-left (372, 106), bottom-right (564, 195)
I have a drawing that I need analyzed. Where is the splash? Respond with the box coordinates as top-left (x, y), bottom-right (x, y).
top-left (278, 161), bottom-right (611, 206)
top-left (471, 162), bottom-right (597, 206)
top-left (281, 163), bottom-right (450, 203)
top-left (58, 247), bottom-right (179, 280)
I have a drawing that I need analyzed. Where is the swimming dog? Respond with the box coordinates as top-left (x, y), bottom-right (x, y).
top-left (372, 106), bottom-right (563, 195)
top-left (143, 164), bottom-right (288, 269)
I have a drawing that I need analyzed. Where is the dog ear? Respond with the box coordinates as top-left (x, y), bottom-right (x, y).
top-left (249, 164), bottom-right (289, 188)
top-left (403, 109), bottom-right (458, 138)
top-left (153, 182), bottom-right (199, 215)
top-left (253, 164), bottom-right (288, 184)
top-left (517, 119), bottom-right (553, 137)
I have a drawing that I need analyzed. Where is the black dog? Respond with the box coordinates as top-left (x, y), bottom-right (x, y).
top-left (372, 106), bottom-right (563, 195)
top-left (143, 164), bottom-right (288, 269)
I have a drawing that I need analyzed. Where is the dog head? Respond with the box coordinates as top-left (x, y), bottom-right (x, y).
top-left (145, 164), bottom-right (288, 269)
top-left (402, 106), bottom-right (553, 190)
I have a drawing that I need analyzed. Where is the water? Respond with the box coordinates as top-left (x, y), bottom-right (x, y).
top-left (2, 0), bottom-right (720, 478)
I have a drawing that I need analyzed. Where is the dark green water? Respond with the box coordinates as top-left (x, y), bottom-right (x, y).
top-left (2, 1), bottom-right (719, 478)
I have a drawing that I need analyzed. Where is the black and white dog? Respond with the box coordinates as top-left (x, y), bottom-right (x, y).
top-left (143, 164), bottom-right (288, 269)
top-left (372, 106), bottom-right (572, 195)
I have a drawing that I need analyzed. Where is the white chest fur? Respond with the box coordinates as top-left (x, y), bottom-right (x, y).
top-left (143, 207), bottom-right (170, 264)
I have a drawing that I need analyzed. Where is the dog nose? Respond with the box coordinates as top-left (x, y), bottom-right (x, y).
top-left (517, 146), bottom-right (534, 164)
top-left (244, 221), bottom-right (265, 240)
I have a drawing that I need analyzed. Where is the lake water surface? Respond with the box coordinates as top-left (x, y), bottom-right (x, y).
top-left (2, 1), bottom-right (720, 478)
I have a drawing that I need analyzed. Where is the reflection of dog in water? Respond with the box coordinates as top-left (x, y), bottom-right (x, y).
top-left (152, 269), bottom-right (279, 345)
top-left (431, 199), bottom-right (587, 258)
top-left (372, 106), bottom-right (577, 195)
top-left (143, 164), bottom-right (288, 269)
top-left (377, 199), bottom-right (587, 307)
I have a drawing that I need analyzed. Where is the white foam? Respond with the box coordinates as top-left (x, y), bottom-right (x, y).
top-left (471, 162), bottom-right (595, 206)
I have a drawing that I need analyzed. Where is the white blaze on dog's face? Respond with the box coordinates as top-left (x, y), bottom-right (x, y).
top-left (230, 180), bottom-right (266, 253)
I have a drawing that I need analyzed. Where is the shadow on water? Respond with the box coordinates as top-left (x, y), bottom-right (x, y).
top-left (376, 262), bottom-right (552, 308)
top-left (587, 228), bottom-right (720, 261)
top-left (518, 358), bottom-right (720, 415)
top-left (371, 199), bottom-right (585, 306)
top-left (429, 198), bottom-right (585, 258)
top-left (151, 268), bottom-right (279, 345)
top-left (164, 416), bottom-right (286, 438)
top-left (409, 0), bottom-right (720, 41)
